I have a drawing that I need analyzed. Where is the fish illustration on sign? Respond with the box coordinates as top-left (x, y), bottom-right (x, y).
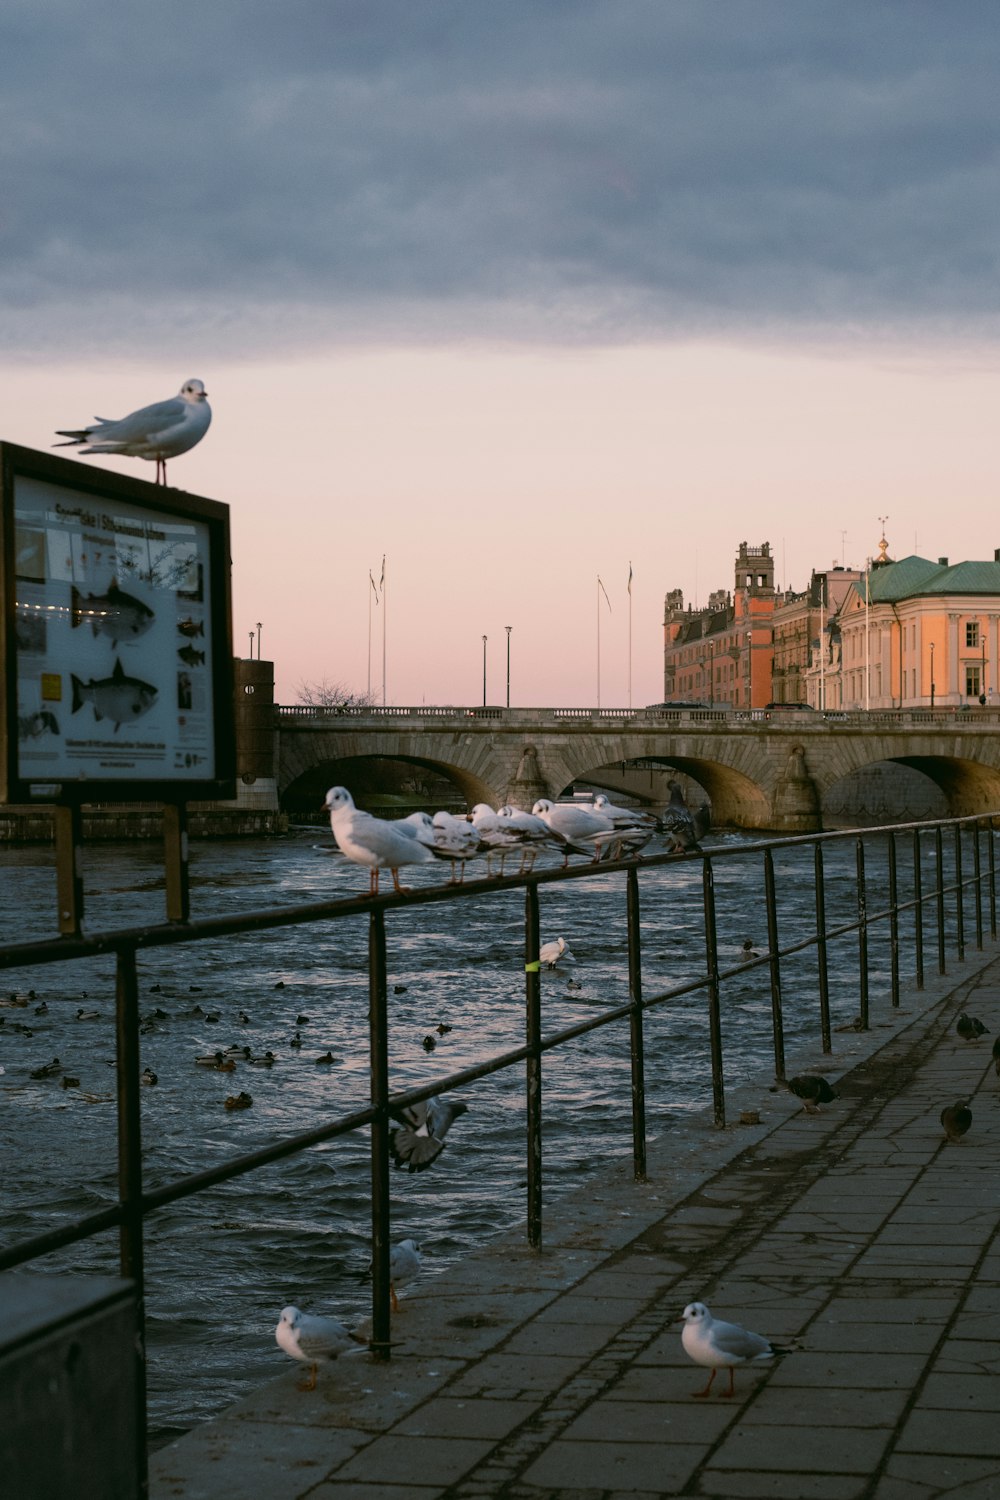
top-left (176, 618), bottom-right (204, 639)
top-left (71, 659), bottom-right (158, 731)
top-left (177, 644), bottom-right (205, 667)
top-left (71, 580), bottom-right (155, 646)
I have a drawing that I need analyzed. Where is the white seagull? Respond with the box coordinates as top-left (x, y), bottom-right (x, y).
top-left (531, 799), bottom-right (616, 864)
top-left (496, 805), bottom-right (572, 871)
top-left (592, 793), bottom-right (656, 830)
top-left (431, 810), bottom-right (488, 882)
top-left (539, 936), bottom-right (575, 969)
top-left (389, 1095), bottom-right (468, 1172)
top-left (469, 803), bottom-right (528, 875)
top-left (323, 787), bottom-right (449, 894)
top-left (680, 1301), bottom-right (785, 1398)
top-left (363, 1238), bottom-right (423, 1311)
top-left (275, 1305), bottom-right (366, 1390)
top-left (55, 379), bottom-right (212, 486)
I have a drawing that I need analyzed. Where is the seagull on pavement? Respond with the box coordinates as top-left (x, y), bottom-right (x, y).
top-left (389, 1095), bottom-right (468, 1172)
top-left (323, 787), bottom-right (450, 894)
top-left (362, 1238), bottom-right (423, 1311)
top-left (680, 1301), bottom-right (785, 1397)
top-left (275, 1305), bottom-right (366, 1390)
top-left (55, 379), bottom-right (211, 486)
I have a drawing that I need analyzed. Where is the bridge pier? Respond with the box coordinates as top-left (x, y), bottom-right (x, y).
top-left (769, 743), bottom-right (822, 832)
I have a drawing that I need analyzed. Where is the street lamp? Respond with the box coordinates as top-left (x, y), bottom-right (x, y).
top-left (256, 621), bottom-right (262, 659)
top-left (482, 634), bottom-right (488, 707)
top-left (703, 639), bottom-right (715, 706)
top-left (930, 641), bottom-right (936, 709)
top-left (248, 630), bottom-right (254, 659)
top-left (505, 626), bottom-right (512, 709)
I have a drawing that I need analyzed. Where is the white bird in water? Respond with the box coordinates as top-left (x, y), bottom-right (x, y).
top-left (275, 1305), bottom-right (366, 1390)
top-left (54, 378), bottom-right (212, 486)
top-left (389, 1095), bottom-right (468, 1172)
top-left (680, 1301), bottom-right (786, 1397)
top-left (323, 787), bottom-right (450, 894)
top-left (539, 936), bottom-right (575, 969)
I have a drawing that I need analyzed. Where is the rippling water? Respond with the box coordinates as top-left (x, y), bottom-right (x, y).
top-left (0, 825), bottom-right (945, 1438)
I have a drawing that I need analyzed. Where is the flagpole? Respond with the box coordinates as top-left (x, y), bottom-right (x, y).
top-left (627, 562), bottom-right (633, 710)
top-left (381, 555), bottom-right (387, 707)
top-left (597, 576), bottom-right (601, 709)
top-left (367, 573), bottom-right (372, 699)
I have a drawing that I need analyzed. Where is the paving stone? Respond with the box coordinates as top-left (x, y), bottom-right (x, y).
top-left (872, 1453), bottom-right (1000, 1497)
top-left (705, 1422), bottom-right (891, 1474)
top-left (916, 1372), bottom-right (1000, 1411)
top-left (739, 1384), bottom-right (908, 1427)
top-left (391, 1397), bottom-right (536, 1440)
top-left (520, 1437), bottom-right (704, 1492)
top-left (334, 1435), bottom-right (495, 1486)
top-left (895, 1407), bottom-right (1000, 1457)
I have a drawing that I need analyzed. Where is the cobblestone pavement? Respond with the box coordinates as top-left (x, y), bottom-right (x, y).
top-left (151, 946), bottom-right (1000, 1500)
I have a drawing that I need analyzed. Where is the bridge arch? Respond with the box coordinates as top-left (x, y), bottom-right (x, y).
top-left (282, 752), bottom-right (497, 816)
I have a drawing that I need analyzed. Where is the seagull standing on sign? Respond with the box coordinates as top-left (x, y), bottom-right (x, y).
top-left (55, 379), bottom-right (212, 485)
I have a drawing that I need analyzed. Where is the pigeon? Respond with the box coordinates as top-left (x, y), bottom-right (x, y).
top-left (275, 1305), bottom-right (366, 1390)
top-left (54, 378), bottom-right (211, 485)
top-left (389, 1096), bottom-right (468, 1172)
top-left (362, 1238), bottom-right (423, 1312)
top-left (940, 1099), bottom-right (972, 1143)
top-left (539, 937), bottom-right (575, 969)
top-left (787, 1075), bottom-right (838, 1113)
top-left (956, 1013), bottom-right (988, 1042)
top-left (323, 786), bottom-right (450, 895)
top-left (660, 780), bottom-right (701, 851)
top-left (680, 1301), bottom-right (786, 1397)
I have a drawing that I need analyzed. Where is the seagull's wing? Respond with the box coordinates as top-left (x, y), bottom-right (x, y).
top-left (709, 1319), bottom-right (772, 1360)
top-left (89, 396), bottom-right (189, 443)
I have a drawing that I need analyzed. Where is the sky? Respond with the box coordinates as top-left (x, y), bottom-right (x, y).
top-left (3, 2), bottom-right (1000, 708)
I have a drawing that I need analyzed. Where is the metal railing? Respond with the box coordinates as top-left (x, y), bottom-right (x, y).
top-left (1, 811), bottom-right (997, 1491)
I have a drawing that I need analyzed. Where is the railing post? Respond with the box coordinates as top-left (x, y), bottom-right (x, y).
top-left (954, 825), bottom-right (965, 962)
top-left (53, 802), bottom-right (85, 937)
top-left (913, 829), bottom-right (924, 990)
top-left (368, 908), bottom-right (392, 1359)
top-left (525, 881), bottom-right (543, 1248)
top-left (856, 839), bottom-right (870, 1030)
top-left (626, 866), bottom-right (647, 1181)
top-left (763, 849), bottom-right (785, 1081)
top-left (990, 822), bottom-right (998, 940)
top-left (973, 821), bottom-right (984, 951)
top-left (888, 832), bottom-right (900, 1007)
top-left (163, 802), bottom-right (190, 923)
top-left (814, 842), bottom-right (831, 1053)
top-left (115, 944), bottom-right (148, 1498)
top-left (935, 826), bottom-right (946, 975)
top-left (702, 857), bottom-right (725, 1128)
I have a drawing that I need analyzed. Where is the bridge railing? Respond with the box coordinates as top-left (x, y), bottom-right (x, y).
top-left (1, 811), bottom-right (998, 1482)
top-left (275, 703), bottom-right (1000, 726)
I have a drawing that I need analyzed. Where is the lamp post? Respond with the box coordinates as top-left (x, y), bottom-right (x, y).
top-left (482, 634), bottom-right (488, 707)
top-left (930, 641), bottom-right (936, 709)
top-left (505, 626), bottom-right (512, 709)
top-left (703, 639), bottom-right (715, 706)
top-left (248, 630), bottom-right (254, 660)
top-left (256, 621), bottom-right (262, 659)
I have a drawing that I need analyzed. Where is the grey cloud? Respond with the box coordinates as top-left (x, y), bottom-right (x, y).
top-left (3, 1), bottom-right (1000, 355)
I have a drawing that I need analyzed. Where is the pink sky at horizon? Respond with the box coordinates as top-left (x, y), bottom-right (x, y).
top-left (3, 337), bottom-right (998, 709)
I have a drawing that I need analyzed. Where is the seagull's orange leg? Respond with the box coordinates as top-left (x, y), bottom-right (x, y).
top-left (391, 868), bottom-right (411, 894)
top-left (390, 1284), bottom-right (400, 1313)
top-left (721, 1367), bottom-right (736, 1398)
top-left (299, 1362), bottom-right (318, 1392)
top-left (692, 1368), bottom-right (716, 1398)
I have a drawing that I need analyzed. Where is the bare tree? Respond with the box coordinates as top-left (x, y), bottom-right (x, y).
top-left (295, 677), bottom-right (378, 709)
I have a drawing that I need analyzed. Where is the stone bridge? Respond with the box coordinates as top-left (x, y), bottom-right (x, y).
top-left (273, 704), bottom-right (1000, 832)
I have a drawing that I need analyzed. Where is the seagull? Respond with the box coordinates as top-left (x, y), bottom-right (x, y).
top-left (956, 1013), bottom-right (989, 1042)
top-left (941, 1099), bottom-right (972, 1143)
top-left (787, 1075), bottom-right (838, 1113)
top-left (362, 1238), bottom-right (423, 1311)
top-left (680, 1301), bottom-right (786, 1397)
top-left (469, 803), bottom-right (527, 875)
top-left (431, 810), bottom-right (488, 882)
top-left (275, 1305), bottom-right (366, 1390)
top-left (495, 805), bottom-right (572, 871)
top-left (54, 379), bottom-right (212, 486)
top-left (323, 787), bottom-right (450, 894)
top-left (539, 936), bottom-right (575, 969)
top-left (531, 799), bottom-right (616, 864)
top-left (592, 793), bottom-right (656, 830)
top-left (389, 1095), bottom-right (468, 1172)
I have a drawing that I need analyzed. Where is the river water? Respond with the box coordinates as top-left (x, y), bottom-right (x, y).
top-left (0, 826), bottom-right (933, 1439)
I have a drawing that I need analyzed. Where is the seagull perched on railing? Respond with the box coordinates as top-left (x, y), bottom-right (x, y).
top-left (531, 799), bottom-right (616, 864)
top-left (323, 787), bottom-right (451, 895)
top-left (55, 378), bottom-right (211, 486)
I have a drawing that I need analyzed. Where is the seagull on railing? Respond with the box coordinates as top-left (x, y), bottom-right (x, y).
top-left (323, 787), bottom-right (451, 895)
top-left (54, 378), bottom-right (211, 486)
top-left (531, 799), bottom-right (616, 863)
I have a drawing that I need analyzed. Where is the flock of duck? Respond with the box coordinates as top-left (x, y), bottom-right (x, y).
top-left (322, 781), bottom-right (702, 895)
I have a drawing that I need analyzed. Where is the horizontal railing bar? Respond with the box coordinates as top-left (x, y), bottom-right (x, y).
top-left (2, 813), bottom-right (994, 973)
top-left (0, 1204), bottom-right (124, 1271)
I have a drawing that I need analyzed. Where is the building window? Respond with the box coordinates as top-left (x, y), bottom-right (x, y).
top-left (966, 666), bottom-right (981, 698)
top-left (966, 621), bottom-right (980, 648)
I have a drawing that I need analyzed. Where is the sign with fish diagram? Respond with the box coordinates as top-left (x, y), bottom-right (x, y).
top-left (0, 443), bottom-right (235, 803)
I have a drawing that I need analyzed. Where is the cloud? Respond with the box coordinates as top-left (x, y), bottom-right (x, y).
top-left (3, 1), bottom-right (1000, 356)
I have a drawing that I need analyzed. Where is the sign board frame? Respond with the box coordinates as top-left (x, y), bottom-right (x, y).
top-left (0, 442), bottom-right (236, 805)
